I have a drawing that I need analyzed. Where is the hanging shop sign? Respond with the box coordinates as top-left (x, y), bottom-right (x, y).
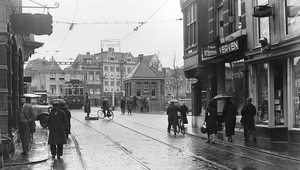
top-left (253, 5), bottom-right (274, 17)
top-left (187, 78), bottom-right (198, 84)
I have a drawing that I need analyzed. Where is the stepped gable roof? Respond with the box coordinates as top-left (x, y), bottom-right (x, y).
top-left (124, 61), bottom-right (164, 80)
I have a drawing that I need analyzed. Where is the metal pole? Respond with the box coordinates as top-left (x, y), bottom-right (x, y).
top-left (100, 47), bottom-right (104, 102)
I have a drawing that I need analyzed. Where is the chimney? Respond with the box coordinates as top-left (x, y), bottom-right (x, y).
top-left (86, 52), bottom-right (90, 55)
top-left (108, 48), bottom-right (114, 52)
top-left (139, 54), bottom-right (143, 62)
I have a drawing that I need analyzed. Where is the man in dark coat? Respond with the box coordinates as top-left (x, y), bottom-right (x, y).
top-left (102, 97), bottom-right (110, 117)
top-left (127, 97), bottom-right (133, 114)
top-left (120, 97), bottom-right (126, 114)
top-left (18, 95), bottom-right (36, 155)
top-left (167, 101), bottom-right (183, 135)
top-left (84, 93), bottom-right (91, 118)
top-left (205, 100), bottom-right (217, 144)
top-left (48, 101), bottom-right (68, 159)
top-left (223, 98), bottom-right (238, 142)
top-left (179, 102), bottom-right (188, 124)
top-left (241, 97), bottom-right (257, 141)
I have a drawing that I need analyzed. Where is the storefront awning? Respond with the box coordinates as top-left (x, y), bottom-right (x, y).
top-left (245, 48), bottom-right (300, 64)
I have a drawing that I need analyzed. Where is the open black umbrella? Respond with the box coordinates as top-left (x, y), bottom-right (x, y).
top-left (50, 99), bottom-right (67, 106)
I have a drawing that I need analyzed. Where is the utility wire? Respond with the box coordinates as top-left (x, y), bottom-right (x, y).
top-left (121, 0), bottom-right (171, 42)
top-left (52, 0), bottom-right (79, 58)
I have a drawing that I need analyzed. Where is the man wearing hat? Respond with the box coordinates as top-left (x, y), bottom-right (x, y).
top-left (241, 97), bottom-right (257, 141)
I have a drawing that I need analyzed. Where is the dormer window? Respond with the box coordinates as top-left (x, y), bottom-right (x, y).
top-left (110, 57), bottom-right (115, 61)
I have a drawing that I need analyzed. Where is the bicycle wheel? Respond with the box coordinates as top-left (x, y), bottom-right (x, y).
top-left (97, 109), bottom-right (105, 119)
top-left (108, 110), bottom-right (114, 120)
top-left (1, 136), bottom-right (15, 162)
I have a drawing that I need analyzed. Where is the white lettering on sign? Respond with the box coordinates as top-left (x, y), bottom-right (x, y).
top-left (219, 40), bottom-right (239, 55)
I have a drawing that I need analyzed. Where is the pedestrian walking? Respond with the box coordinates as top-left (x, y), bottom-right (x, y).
top-left (61, 104), bottom-right (71, 139)
top-left (120, 97), bottom-right (126, 114)
top-left (222, 98), bottom-right (238, 143)
top-left (241, 97), bottom-right (257, 141)
top-left (167, 101), bottom-right (183, 136)
top-left (48, 101), bottom-right (68, 159)
top-left (204, 100), bottom-right (217, 144)
top-left (179, 102), bottom-right (188, 124)
top-left (84, 93), bottom-right (91, 118)
top-left (18, 95), bottom-right (36, 155)
top-left (127, 97), bottom-right (133, 114)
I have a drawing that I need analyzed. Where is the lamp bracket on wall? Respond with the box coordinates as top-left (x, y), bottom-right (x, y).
top-left (21, 0), bottom-right (59, 10)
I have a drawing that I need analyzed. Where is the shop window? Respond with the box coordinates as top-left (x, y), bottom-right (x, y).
top-left (285, 0), bottom-right (300, 35)
top-left (292, 57), bottom-right (300, 128)
top-left (185, 3), bottom-right (197, 48)
top-left (225, 61), bottom-right (245, 113)
top-left (274, 60), bottom-right (285, 126)
top-left (257, 63), bottom-right (269, 125)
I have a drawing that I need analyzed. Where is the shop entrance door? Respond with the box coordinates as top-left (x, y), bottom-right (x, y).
top-left (273, 60), bottom-right (286, 126)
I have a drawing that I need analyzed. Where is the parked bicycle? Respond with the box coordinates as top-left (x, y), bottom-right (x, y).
top-left (97, 108), bottom-right (114, 120)
top-left (1, 135), bottom-right (15, 162)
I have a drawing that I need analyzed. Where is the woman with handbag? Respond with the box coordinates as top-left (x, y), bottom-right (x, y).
top-left (204, 100), bottom-right (218, 144)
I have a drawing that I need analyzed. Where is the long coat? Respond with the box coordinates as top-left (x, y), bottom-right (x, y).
top-left (84, 97), bottom-right (91, 113)
top-left (167, 105), bottom-right (183, 125)
top-left (241, 103), bottom-right (256, 130)
top-left (179, 105), bottom-right (188, 124)
top-left (205, 104), bottom-right (217, 135)
top-left (48, 108), bottom-right (67, 145)
top-left (223, 101), bottom-right (238, 137)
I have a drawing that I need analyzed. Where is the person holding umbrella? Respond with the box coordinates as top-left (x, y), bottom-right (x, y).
top-left (223, 97), bottom-right (238, 143)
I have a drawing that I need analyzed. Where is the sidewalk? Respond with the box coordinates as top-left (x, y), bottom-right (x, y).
top-left (3, 124), bottom-right (83, 170)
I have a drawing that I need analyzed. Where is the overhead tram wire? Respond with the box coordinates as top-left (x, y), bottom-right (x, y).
top-left (121, 0), bottom-right (171, 42)
top-left (51, 0), bottom-right (80, 59)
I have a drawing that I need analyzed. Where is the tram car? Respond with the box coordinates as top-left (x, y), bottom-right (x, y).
top-left (62, 79), bottom-right (84, 109)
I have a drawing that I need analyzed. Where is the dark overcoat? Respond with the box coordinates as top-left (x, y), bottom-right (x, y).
top-left (179, 105), bottom-right (189, 124)
top-left (167, 105), bottom-right (182, 125)
top-left (205, 103), bottom-right (217, 134)
top-left (241, 103), bottom-right (256, 130)
top-left (48, 108), bottom-right (67, 145)
top-left (84, 97), bottom-right (91, 113)
top-left (223, 101), bottom-right (238, 137)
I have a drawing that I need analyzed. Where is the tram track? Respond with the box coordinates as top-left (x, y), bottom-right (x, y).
top-left (72, 115), bottom-right (230, 170)
top-left (106, 114), bottom-right (300, 167)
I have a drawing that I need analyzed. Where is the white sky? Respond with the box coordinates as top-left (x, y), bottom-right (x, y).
top-left (22, 0), bottom-right (184, 68)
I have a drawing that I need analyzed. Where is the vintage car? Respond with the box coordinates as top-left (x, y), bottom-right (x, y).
top-left (24, 94), bottom-right (50, 128)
